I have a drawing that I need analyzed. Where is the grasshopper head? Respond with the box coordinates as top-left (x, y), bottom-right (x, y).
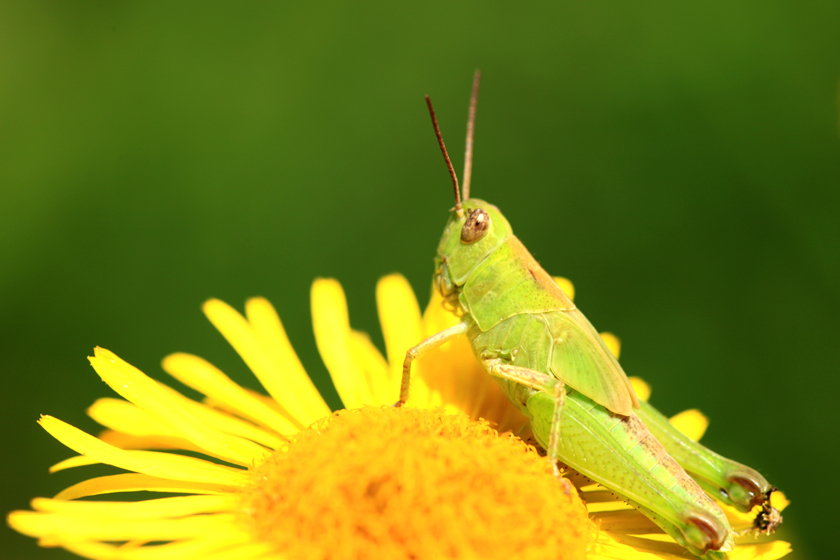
top-left (433, 199), bottom-right (512, 307)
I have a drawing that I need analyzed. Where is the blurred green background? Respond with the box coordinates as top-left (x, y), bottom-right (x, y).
top-left (2, 2), bottom-right (837, 558)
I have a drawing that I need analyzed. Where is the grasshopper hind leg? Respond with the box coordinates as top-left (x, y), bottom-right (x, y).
top-left (525, 390), bottom-right (735, 555)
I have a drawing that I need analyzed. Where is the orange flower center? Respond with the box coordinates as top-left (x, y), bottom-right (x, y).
top-left (239, 406), bottom-right (592, 560)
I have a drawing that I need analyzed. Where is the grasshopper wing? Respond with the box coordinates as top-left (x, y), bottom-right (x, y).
top-left (548, 308), bottom-right (639, 416)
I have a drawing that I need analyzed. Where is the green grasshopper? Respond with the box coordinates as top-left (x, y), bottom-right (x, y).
top-left (398, 72), bottom-right (782, 557)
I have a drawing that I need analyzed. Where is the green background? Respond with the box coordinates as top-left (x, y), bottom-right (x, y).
top-left (2, 2), bottom-right (837, 558)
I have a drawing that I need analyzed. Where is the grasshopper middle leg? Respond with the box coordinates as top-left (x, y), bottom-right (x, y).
top-left (485, 360), bottom-right (566, 475)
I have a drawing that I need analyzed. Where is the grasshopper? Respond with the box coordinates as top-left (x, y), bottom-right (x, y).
top-left (398, 72), bottom-right (781, 557)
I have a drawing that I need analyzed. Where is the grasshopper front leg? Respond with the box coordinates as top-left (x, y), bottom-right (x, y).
top-left (398, 322), bottom-right (468, 406)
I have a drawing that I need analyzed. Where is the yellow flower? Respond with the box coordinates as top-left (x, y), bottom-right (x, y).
top-left (7, 274), bottom-right (790, 560)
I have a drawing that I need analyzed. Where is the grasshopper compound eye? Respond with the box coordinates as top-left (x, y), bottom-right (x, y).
top-left (461, 208), bottom-right (491, 243)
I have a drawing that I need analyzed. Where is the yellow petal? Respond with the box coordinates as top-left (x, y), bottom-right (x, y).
top-left (157, 375), bottom-right (287, 449)
top-left (202, 299), bottom-right (309, 428)
top-left (9, 510), bottom-right (239, 541)
top-left (162, 353), bottom-right (299, 438)
top-left (600, 332), bottom-right (621, 359)
top-left (591, 509), bottom-right (661, 534)
top-left (96, 431), bottom-right (206, 454)
top-left (88, 398), bottom-right (175, 437)
top-left (54, 473), bottom-right (232, 500)
top-left (245, 297), bottom-right (331, 424)
top-left (629, 377), bottom-right (651, 402)
top-left (587, 530), bottom-right (685, 559)
top-left (726, 541), bottom-right (792, 560)
top-left (349, 330), bottom-right (392, 404)
top-left (31, 495), bottom-right (238, 518)
top-left (311, 278), bottom-right (377, 408)
top-left (721, 500), bottom-right (758, 530)
top-left (39, 416), bottom-right (248, 487)
top-left (50, 455), bottom-right (101, 473)
top-left (771, 490), bottom-right (790, 511)
top-left (553, 276), bottom-right (575, 301)
top-left (89, 347), bottom-right (266, 465)
top-left (58, 533), bottom-right (257, 560)
top-left (669, 409), bottom-right (708, 441)
top-left (88, 399), bottom-right (212, 455)
top-left (376, 274), bottom-right (423, 397)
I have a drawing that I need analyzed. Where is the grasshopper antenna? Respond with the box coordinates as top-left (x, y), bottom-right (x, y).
top-left (425, 94), bottom-right (463, 218)
top-left (462, 69), bottom-right (481, 200)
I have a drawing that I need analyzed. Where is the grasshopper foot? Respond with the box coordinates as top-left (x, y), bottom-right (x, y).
top-left (548, 460), bottom-right (572, 496)
top-left (559, 477), bottom-right (571, 496)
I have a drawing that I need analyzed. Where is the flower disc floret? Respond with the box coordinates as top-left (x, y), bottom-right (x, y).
top-left (240, 406), bottom-right (592, 560)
